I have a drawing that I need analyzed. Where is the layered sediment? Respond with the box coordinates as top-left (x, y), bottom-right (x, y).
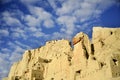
top-left (3, 27), bottom-right (120, 80)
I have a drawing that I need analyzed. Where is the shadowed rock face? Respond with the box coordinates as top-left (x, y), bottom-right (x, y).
top-left (3, 27), bottom-right (120, 80)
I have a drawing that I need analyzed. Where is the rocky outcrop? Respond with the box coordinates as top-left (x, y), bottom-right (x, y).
top-left (3, 27), bottom-right (120, 80)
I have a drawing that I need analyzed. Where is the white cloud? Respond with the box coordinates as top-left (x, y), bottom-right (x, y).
top-left (4, 17), bottom-right (21, 26)
top-left (7, 41), bottom-right (29, 51)
top-left (10, 27), bottom-right (24, 33)
top-left (47, 0), bottom-right (58, 10)
top-left (0, 29), bottom-right (9, 37)
top-left (19, 0), bottom-right (116, 40)
top-left (11, 32), bottom-right (20, 38)
top-left (57, 16), bottom-right (77, 35)
top-left (1, 48), bottom-right (11, 53)
top-left (56, 0), bottom-right (81, 15)
top-left (10, 27), bottom-right (27, 39)
top-left (73, 9), bottom-right (94, 19)
top-left (48, 0), bottom-right (65, 10)
top-left (0, 57), bottom-right (10, 78)
top-left (56, 0), bottom-right (115, 23)
top-left (53, 0), bottom-right (116, 38)
top-left (2, 11), bottom-right (23, 27)
top-left (14, 41), bottom-right (31, 49)
top-left (43, 19), bottom-right (54, 28)
top-left (24, 6), bottom-right (55, 29)
top-left (28, 27), bottom-right (41, 32)
top-left (0, 52), bottom-right (10, 60)
top-left (52, 32), bottom-right (63, 39)
top-left (51, 31), bottom-right (72, 40)
top-left (0, 59), bottom-right (10, 78)
top-left (57, 16), bottom-right (76, 24)
top-left (24, 14), bottom-right (40, 27)
top-left (28, 6), bottom-right (52, 20)
top-left (32, 31), bottom-right (46, 38)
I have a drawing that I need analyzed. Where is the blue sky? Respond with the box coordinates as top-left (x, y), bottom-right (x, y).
top-left (0, 0), bottom-right (120, 79)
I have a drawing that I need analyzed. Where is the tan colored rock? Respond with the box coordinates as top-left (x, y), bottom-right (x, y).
top-left (4, 27), bottom-right (120, 80)
top-left (72, 32), bottom-right (91, 70)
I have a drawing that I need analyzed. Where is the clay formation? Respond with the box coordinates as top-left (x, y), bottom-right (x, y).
top-left (3, 27), bottom-right (120, 80)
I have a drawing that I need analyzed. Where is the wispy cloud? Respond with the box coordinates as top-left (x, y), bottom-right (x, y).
top-left (19, 0), bottom-right (116, 38)
top-left (56, 0), bottom-right (116, 37)
top-left (43, 19), bottom-right (55, 28)
top-left (2, 11), bottom-right (24, 27)
top-left (57, 16), bottom-right (77, 35)
top-left (0, 29), bottom-right (9, 37)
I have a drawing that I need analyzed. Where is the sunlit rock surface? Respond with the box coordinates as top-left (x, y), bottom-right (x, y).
top-left (3, 27), bottom-right (120, 80)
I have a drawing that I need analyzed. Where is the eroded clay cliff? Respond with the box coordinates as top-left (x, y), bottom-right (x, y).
top-left (3, 27), bottom-right (120, 80)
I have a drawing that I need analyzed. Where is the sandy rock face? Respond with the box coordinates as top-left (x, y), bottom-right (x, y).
top-left (3, 27), bottom-right (120, 80)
